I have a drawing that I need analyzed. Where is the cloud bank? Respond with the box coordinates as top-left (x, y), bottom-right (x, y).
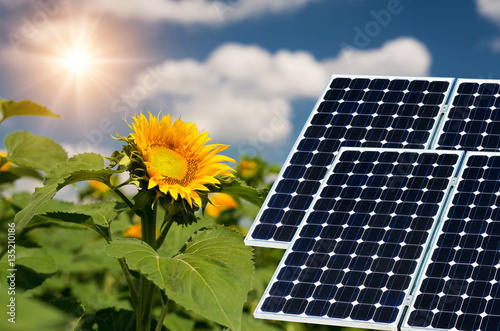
top-left (129, 37), bottom-right (431, 147)
top-left (89, 0), bottom-right (314, 25)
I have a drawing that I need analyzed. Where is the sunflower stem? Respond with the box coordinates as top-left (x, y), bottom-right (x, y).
top-left (110, 185), bottom-right (135, 210)
top-left (137, 200), bottom-right (158, 331)
top-left (118, 258), bottom-right (139, 308)
top-left (155, 297), bottom-right (170, 331)
top-left (155, 202), bottom-right (178, 250)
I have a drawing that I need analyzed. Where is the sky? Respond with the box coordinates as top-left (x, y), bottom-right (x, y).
top-left (1, 0), bottom-right (500, 166)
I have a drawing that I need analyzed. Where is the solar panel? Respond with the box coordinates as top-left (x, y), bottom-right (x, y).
top-left (402, 152), bottom-right (500, 331)
top-left (246, 75), bottom-right (454, 248)
top-left (433, 79), bottom-right (500, 151)
top-left (255, 148), bottom-right (463, 330)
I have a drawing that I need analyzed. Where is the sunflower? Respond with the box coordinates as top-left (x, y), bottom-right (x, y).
top-left (238, 159), bottom-right (258, 179)
top-left (205, 193), bottom-right (238, 217)
top-left (129, 112), bottom-right (235, 207)
top-left (124, 223), bottom-right (160, 239)
top-left (88, 180), bottom-right (110, 193)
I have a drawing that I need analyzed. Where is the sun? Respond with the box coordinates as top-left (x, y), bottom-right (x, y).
top-left (63, 47), bottom-right (92, 74)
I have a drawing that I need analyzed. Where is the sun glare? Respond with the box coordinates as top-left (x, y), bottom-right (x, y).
top-left (9, 12), bottom-right (145, 119)
top-left (63, 48), bottom-right (91, 73)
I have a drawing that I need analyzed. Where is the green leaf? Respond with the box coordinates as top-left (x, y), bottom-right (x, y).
top-left (0, 262), bottom-right (10, 289)
top-left (157, 217), bottom-right (214, 258)
top-left (0, 99), bottom-right (60, 123)
top-left (28, 201), bottom-right (127, 239)
top-left (106, 226), bottom-right (254, 331)
top-left (9, 166), bottom-right (44, 180)
top-left (241, 312), bottom-right (282, 331)
top-left (163, 312), bottom-right (195, 331)
top-left (78, 308), bottom-right (167, 331)
top-left (132, 188), bottom-right (156, 218)
top-left (29, 200), bottom-right (126, 228)
top-left (219, 177), bottom-right (268, 207)
top-left (5, 131), bottom-right (67, 173)
top-left (32, 227), bottom-right (123, 276)
top-left (16, 247), bottom-right (57, 274)
top-left (0, 167), bottom-right (43, 185)
top-left (0, 171), bottom-right (19, 185)
top-left (14, 153), bottom-right (121, 231)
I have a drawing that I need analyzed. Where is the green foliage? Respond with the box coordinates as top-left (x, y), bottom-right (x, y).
top-left (16, 247), bottom-right (57, 274)
top-left (14, 153), bottom-right (122, 231)
top-left (0, 98), bottom-right (60, 124)
top-left (28, 201), bottom-right (127, 240)
top-left (218, 176), bottom-right (269, 207)
top-left (78, 308), bottom-right (167, 331)
top-left (163, 313), bottom-right (195, 331)
top-left (4, 131), bottom-right (68, 173)
top-left (0, 166), bottom-right (43, 185)
top-left (0, 291), bottom-right (70, 331)
top-left (106, 226), bottom-right (254, 331)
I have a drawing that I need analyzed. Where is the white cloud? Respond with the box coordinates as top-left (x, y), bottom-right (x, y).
top-left (0, 0), bottom-right (315, 26)
top-left (129, 37), bottom-right (431, 146)
top-left (476, 0), bottom-right (500, 24)
top-left (475, 0), bottom-right (500, 53)
top-left (89, 0), bottom-right (313, 24)
top-left (492, 38), bottom-right (500, 53)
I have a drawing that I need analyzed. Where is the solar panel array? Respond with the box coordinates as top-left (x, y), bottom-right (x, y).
top-left (245, 75), bottom-right (500, 331)
top-left (246, 76), bottom-right (454, 248)
top-left (255, 148), bottom-right (463, 330)
top-left (403, 152), bottom-right (500, 331)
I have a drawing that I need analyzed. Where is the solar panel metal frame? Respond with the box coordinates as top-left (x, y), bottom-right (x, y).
top-left (431, 78), bottom-right (500, 151)
top-left (245, 75), bottom-right (456, 249)
top-left (401, 151), bottom-right (500, 331)
top-left (254, 147), bottom-right (465, 331)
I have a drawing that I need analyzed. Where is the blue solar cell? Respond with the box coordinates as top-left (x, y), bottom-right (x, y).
top-left (255, 148), bottom-right (462, 329)
top-left (246, 75), bottom-right (453, 248)
top-left (403, 152), bottom-right (500, 331)
top-left (434, 79), bottom-right (500, 152)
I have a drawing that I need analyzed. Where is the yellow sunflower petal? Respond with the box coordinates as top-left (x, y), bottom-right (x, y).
top-left (0, 152), bottom-right (10, 172)
top-left (148, 179), bottom-right (158, 189)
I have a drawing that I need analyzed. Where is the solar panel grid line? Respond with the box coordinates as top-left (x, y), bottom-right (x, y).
top-left (399, 154), bottom-right (468, 331)
top-left (433, 78), bottom-right (500, 152)
top-left (402, 151), bottom-right (500, 331)
top-left (246, 75), bottom-right (455, 248)
top-left (255, 147), bottom-right (463, 330)
top-left (396, 151), bottom-right (468, 325)
top-left (426, 78), bottom-right (459, 149)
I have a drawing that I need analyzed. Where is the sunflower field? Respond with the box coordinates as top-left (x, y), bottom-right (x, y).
top-left (0, 100), bottom-right (372, 331)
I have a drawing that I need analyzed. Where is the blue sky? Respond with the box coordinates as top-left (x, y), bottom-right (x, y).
top-left (1, 0), bottom-right (500, 165)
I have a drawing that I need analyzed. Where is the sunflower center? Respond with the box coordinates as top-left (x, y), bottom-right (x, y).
top-left (151, 147), bottom-right (188, 181)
